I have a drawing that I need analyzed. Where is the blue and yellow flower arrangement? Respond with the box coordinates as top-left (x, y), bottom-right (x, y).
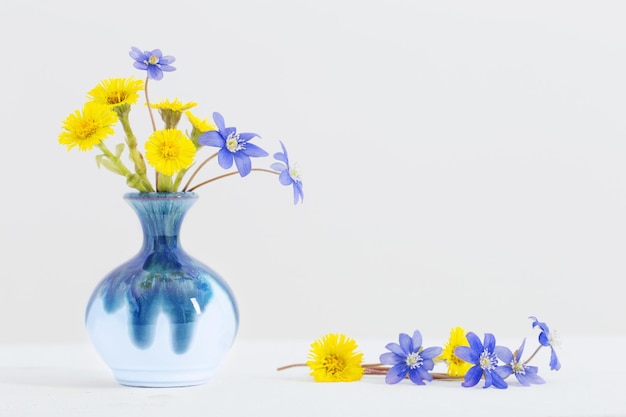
top-left (59, 47), bottom-right (303, 204)
top-left (279, 316), bottom-right (561, 388)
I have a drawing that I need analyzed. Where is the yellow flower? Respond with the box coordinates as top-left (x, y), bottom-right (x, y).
top-left (186, 110), bottom-right (217, 132)
top-left (306, 333), bottom-right (364, 382)
top-left (87, 77), bottom-right (144, 107)
top-left (150, 98), bottom-right (197, 112)
top-left (149, 98), bottom-right (197, 129)
top-left (437, 326), bottom-right (472, 377)
top-left (145, 129), bottom-right (196, 176)
top-left (59, 102), bottom-right (118, 151)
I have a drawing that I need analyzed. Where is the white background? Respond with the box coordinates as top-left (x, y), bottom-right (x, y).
top-left (1, 0), bottom-right (625, 347)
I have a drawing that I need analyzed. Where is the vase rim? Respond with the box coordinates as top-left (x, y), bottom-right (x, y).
top-left (124, 192), bottom-right (198, 201)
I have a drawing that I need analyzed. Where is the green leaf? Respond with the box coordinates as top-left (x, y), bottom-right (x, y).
top-left (95, 154), bottom-right (104, 169)
top-left (100, 158), bottom-right (124, 176)
top-left (115, 143), bottom-right (125, 158)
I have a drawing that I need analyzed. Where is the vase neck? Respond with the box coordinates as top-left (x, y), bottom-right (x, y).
top-left (124, 193), bottom-right (198, 251)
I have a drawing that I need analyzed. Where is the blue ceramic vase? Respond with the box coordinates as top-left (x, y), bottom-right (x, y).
top-left (85, 192), bottom-right (239, 387)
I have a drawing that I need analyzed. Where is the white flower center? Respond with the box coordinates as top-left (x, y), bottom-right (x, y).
top-left (548, 330), bottom-right (561, 348)
top-left (405, 352), bottom-right (423, 369)
top-left (479, 349), bottom-right (498, 371)
top-left (511, 361), bottom-right (526, 375)
top-left (289, 164), bottom-right (302, 182)
top-left (226, 133), bottom-right (243, 153)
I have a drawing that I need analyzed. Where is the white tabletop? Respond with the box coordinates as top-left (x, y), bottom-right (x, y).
top-left (0, 336), bottom-right (624, 417)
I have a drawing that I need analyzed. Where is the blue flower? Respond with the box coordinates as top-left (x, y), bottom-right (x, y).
top-left (454, 332), bottom-right (508, 389)
top-left (530, 316), bottom-right (561, 371)
top-left (129, 47), bottom-right (176, 81)
top-left (198, 112), bottom-right (268, 177)
top-left (270, 141), bottom-right (303, 205)
top-left (379, 330), bottom-right (442, 385)
top-left (494, 339), bottom-right (546, 386)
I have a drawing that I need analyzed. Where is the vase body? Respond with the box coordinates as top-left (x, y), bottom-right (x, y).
top-left (85, 192), bottom-right (238, 387)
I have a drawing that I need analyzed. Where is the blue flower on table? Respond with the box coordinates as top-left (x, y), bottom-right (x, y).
top-left (530, 316), bottom-right (561, 371)
top-left (494, 339), bottom-right (546, 386)
top-left (271, 141), bottom-right (304, 205)
top-left (454, 332), bottom-right (508, 389)
top-left (129, 47), bottom-right (176, 80)
top-left (379, 330), bottom-right (442, 385)
top-left (198, 112), bottom-right (268, 177)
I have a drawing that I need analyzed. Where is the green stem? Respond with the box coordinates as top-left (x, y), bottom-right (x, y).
top-left (97, 143), bottom-right (150, 192)
top-left (186, 168), bottom-right (278, 193)
top-left (118, 111), bottom-right (154, 192)
top-left (143, 75), bottom-right (159, 190)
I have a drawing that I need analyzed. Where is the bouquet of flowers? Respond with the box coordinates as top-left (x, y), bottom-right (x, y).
top-left (59, 47), bottom-right (303, 204)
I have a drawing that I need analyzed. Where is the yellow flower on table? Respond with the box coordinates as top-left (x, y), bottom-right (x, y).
top-left (306, 333), bottom-right (364, 382)
top-left (145, 129), bottom-right (196, 177)
top-left (437, 326), bottom-right (472, 377)
top-left (59, 102), bottom-right (118, 151)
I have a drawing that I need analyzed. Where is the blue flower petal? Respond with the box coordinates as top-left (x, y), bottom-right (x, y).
top-left (462, 365), bottom-right (483, 387)
top-left (421, 346), bottom-right (442, 360)
top-left (490, 370), bottom-right (508, 389)
top-left (408, 368), bottom-right (425, 385)
top-left (454, 346), bottom-right (474, 363)
top-left (212, 112), bottom-right (226, 132)
top-left (538, 332), bottom-right (550, 347)
top-left (524, 371), bottom-right (546, 385)
top-left (242, 142), bottom-right (268, 157)
top-left (159, 64), bottom-right (176, 72)
top-left (385, 342), bottom-right (404, 356)
top-left (198, 130), bottom-right (225, 147)
top-left (411, 330), bottom-right (422, 351)
top-left (483, 370), bottom-right (493, 388)
top-left (516, 338), bottom-right (526, 359)
top-left (483, 333), bottom-right (496, 352)
top-left (278, 170), bottom-right (292, 186)
top-left (238, 132), bottom-right (260, 142)
top-left (421, 358), bottom-right (435, 372)
top-left (385, 363), bottom-right (408, 384)
top-left (418, 366), bottom-right (433, 382)
top-left (293, 182), bottom-right (304, 204)
top-left (399, 333), bottom-right (413, 354)
top-left (217, 148), bottom-right (234, 169)
top-left (495, 346), bottom-right (513, 363)
top-left (234, 153), bottom-right (252, 176)
top-left (494, 365), bottom-right (512, 380)
top-left (271, 162), bottom-right (287, 172)
top-left (379, 352), bottom-right (403, 366)
top-left (148, 66), bottom-right (163, 80)
top-left (549, 347), bottom-right (561, 371)
top-left (466, 332), bottom-right (483, 353)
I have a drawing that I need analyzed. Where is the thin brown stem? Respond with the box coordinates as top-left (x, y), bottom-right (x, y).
top-left (143, 75), bottom-right (159, 189)
top-left (182, 152), bottom-right (219, 192)
top-left (276, 363), bottom-right (307, 371)
top-left (187, 168), bottom-right (278, 193)
top-left (523, 345), bottom-right (543, 365)
top-left (144, 76), bottom-right (157, 132)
